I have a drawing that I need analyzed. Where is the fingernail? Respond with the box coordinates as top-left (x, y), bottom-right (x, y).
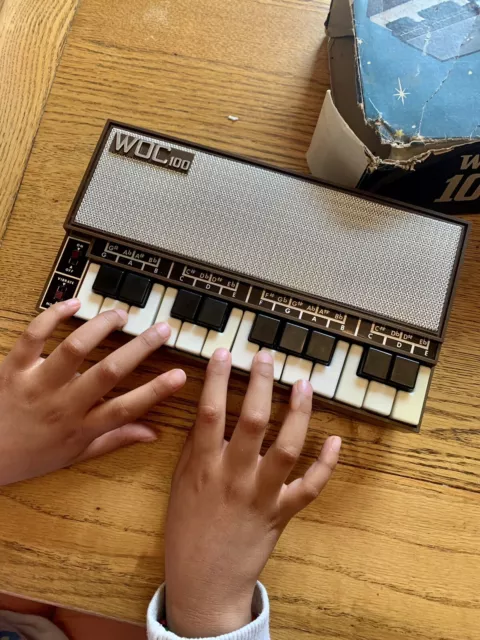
top-left (297, 379), bottom-right (312, 396)
top-left (154, 322), bottom-right (171, 338)
top-left (169, 369), bottom-right (186, 388)
top-left (139, 431), bottom-right (157, 443)
top-left (329, 435), bottom-right (342, 453)
top-left (64, 298), bottom-right (80, 308)
top-left (257, 350), bottom-right (273, 364)
top-left (213, 348), bottom-right (230, 361)
top-left (115, 309), bottom-right (128, 323)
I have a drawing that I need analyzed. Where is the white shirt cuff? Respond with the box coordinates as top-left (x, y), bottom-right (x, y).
top-left (147, 582), bottom-right (269, 640)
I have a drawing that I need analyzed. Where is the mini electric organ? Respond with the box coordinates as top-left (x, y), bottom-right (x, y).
top-left (39, 122), bottom-right (469, 430)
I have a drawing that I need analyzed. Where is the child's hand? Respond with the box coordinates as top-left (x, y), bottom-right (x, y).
top-left (165, 348), bottom-right (341, 637)
top-left (0, 299), bottom-right (186, 486)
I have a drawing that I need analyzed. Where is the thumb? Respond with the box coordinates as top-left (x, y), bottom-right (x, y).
top-left (73, 423), bottom-right (157, 463)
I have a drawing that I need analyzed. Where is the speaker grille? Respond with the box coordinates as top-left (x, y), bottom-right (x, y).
top-left (74, 127), bottom-right (463, 332)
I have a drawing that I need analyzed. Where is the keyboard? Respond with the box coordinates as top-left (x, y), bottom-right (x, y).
top-left (38, 121), bottom-right (469, 431)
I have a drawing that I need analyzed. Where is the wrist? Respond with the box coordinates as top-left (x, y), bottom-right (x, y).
top-left (166, 585), bottom-right (255, 638)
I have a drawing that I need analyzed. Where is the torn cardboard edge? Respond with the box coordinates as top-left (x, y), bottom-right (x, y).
top-left (307, 91), bottom-right (480, 188)
top-left (307, 91), bottom-right (370, 188)
top-left (324, 0), bottom-right (478, 156)
top-left (307, 0), bottom-right (480, 212)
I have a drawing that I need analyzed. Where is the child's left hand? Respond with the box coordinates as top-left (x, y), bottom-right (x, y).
top-left (0, 299), bottom-right (186, 486)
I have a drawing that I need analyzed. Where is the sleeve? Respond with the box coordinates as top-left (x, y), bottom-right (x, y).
top-left (146, 582), bottom-right (270, 640)
top-left (0, 611), bottom-right (69, 640)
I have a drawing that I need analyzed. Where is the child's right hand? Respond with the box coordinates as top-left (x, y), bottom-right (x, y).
top-left (165, 348), bottom-right (341, 638)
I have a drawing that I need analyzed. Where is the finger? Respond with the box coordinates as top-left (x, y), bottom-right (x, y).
top-left (40, 308), bottom-right (129, 386)
top-left (226, 350), bottom-right (273, 470)
top-left (280, 435), bottom-right (341, 518)
top-left (70, 322), bottom-right (172, 410)
top-left (4, 299), bottom-right (81, 371)
top-left (73, 423), bottom-right (158, 463)
top-left (258, 380), bottom-right (312, 494)
top-left (192, 348), bottom-right (231, 459)
top-left (84, 368), bottom-right (186, 438)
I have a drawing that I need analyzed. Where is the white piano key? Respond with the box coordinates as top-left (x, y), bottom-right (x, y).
top-left (231, 311), bottom-right (259, 371)
top-left (310, 340), bottom-right (349, 399)
top-left (391, 366), bottom-right (431, 426)
top-left (201, 308), bottom-right (243, 359)
top-left (176, 322), bottom-right (208, 355)
top-left (123, 283), bottom-right (165, 336)
top-left (261, 348), bottom-right (286, 381)
top-left (334, 344), bottom-right (368, 407)
top-left (74, 262), bottom-right (104, 321)
top-left (154, 287), bottom-right (182, 347)
top-left (363, 381), bottom-right (396, 416)
top-left (99, 298), bottom-right (130, 314)
top-left (281, 355), bottom-right (313, 386)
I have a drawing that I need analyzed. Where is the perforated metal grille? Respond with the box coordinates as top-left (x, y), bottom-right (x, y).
top-left (74, 127), bottom-right (464, 332)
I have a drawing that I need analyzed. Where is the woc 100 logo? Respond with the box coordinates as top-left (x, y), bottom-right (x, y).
top-left (109, 131), bottom-right (195, 174)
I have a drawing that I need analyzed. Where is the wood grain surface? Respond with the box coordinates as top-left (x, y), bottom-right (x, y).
top-left (0, 0), bottom-right (80, 243)
top-left (0, 0), bottom-right (479, 638)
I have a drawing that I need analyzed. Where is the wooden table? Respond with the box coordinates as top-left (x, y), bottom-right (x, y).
top-left (0, 1), bottom-right (479, 638)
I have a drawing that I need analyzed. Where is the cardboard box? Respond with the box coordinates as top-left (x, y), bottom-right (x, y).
top-left (307, 0), bottom-right (480, 214)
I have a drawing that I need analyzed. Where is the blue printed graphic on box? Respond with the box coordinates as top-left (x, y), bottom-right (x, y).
top-left (354, 0), bottom-right (480, 143)
top-left (0, 632), bottom-right (22, 640)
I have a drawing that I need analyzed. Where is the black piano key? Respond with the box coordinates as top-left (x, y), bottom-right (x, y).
top-left (92, 264), bottom-right (124, 298)
top-left (358, 347), bottom-right (392, 381)
top-left (305, 331), bottom-right (336, 365)
top-left (171, 289), bottom-right (203, 321)
top-left (249, 314), bottom-right (280, 347)
top-left (389, 356), bottom-right (420, 391)
top-left (117, 272), bottom-right (152, 308)
top-left (278, 322), bottom-right (309, 354)
top-left (196, 297), bottom-right (229, 331)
